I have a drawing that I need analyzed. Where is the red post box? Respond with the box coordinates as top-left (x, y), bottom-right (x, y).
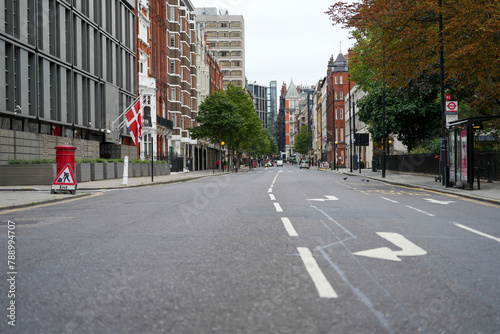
top-left (55, 145), bottom-right (77, 174)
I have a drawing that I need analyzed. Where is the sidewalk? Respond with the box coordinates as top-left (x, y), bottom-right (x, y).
top-left (338, 169), bottom-right (500, 205)
top-left (0, 169), bottom-right (229, 211)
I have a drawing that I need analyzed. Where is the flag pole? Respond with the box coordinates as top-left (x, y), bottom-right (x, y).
top-left (109, 82), bottom-right (155, 130)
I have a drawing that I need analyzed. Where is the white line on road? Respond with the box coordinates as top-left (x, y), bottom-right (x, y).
top-left (269, 194), bottom-right (276, 201)
top-left (268, 188), bottom-right (273, 193)
top-left (281, 217), bottom-right (298, 237)
top-left (454, 223), bottom-right (500, 243)
top-left (381, 197), bottom-right (399, 203)
top-left (297, 247), bottom-right (338, 298)
top-left (405, 205), bottom-right (435, 217)
top-left (274, 203), bottom-right (283, 212)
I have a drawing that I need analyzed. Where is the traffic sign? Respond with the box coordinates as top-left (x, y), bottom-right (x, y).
top-left (445, 94), bottom-right (452, 101)
top-left (446, 101), bottom-right (458, 114)
top-left (51, 164), bottom-right (77, 194)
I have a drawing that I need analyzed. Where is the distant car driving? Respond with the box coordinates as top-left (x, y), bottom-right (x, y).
top-left (276, 160), bottom-right (283, 167)
top-left (299, 160), bottom-right (309, 169)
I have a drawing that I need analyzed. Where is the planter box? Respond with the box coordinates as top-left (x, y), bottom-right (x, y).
top-left (115, 162), bottom-right (124, 179)
top-left (76, 163), bottom-right (91, 183)
top-left (141, 163), bottom-right (150, 176)
top-left (0, 164), bottom-right (56, 186)
top-left (130, 163), bottom-right (140, 177)
top-left (160, 163), bottom-right (167, 175)
top-left (103, 162), bottom-right (115, 179)
top-left (91, 163), bottom-right (104, 181)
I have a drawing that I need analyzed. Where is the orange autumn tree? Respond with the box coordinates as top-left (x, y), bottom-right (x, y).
top-left (326, 0), bottom-right (500, 116)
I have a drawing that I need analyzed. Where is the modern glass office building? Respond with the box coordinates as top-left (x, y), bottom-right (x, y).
top-left (0, 0), bottom-right (137, 162)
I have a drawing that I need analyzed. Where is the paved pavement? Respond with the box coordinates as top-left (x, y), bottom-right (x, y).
top-left (0, 166), bottom-right (499, 211)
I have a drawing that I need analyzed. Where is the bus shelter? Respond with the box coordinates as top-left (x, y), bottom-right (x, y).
top-left (447, 116), bottom-right (500, 190)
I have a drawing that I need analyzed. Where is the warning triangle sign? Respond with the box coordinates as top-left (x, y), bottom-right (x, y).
top-left (52, 164), bottom-right (77, 186)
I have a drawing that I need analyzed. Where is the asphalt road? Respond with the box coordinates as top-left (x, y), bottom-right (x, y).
top-left (1, 165), bottom-right (499, 333)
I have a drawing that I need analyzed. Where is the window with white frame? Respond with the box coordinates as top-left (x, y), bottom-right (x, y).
top-left (170, 87), bottom-right (176, 101)
top-left (170, 60), bottom-right (175, 74)
top-left (172, 113), bottom-right (177, 127)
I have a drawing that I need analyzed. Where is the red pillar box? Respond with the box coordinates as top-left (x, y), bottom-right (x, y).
top-left (52, 146), bottom-right (77, 194)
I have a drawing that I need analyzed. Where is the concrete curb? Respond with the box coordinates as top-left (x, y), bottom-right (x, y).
top-left (0, 172), bottom-right (231, 212)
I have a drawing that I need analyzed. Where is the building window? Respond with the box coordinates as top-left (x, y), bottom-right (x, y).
top-left (230, 21), bottom-right (241, 28)
top-left (170, 7), bottom-right (176, 22)
top-left (170, 60), bottom-right (175, 74)
top-left (170, 87), bottom-right (176, 101)
top-left (340, 108), bottom-right (343, 120)
top-left (219, 22), bottom-right (229, 28)
top-left (172, 113), bottom-right (177, 127)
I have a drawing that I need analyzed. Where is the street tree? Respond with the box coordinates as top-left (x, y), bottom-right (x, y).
top-left (190, 91), bottom-right (242, 168)
top-left (327, 0), bottom-right (500, 116)
top-left (357, 81), bottom-right (441, 152)
top-left (293, 126), bottom-right (311, 156)
top-left (225, 85), bottom-right (268, 165)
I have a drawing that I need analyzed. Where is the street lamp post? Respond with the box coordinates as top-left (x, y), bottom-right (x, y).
top-left (348, 76), bottom-right (353, 173)
top-left (327, 63), bottom-right (336, 171)
top-left (221, 141), bottom-right (225, 172)
top-left (334, 141), bottom-right (338, 170)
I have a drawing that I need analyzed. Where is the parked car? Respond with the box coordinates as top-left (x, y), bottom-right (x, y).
top-left (276, 160), bottom-right (284, 167)
top-left (265, 161), bottom-right (273, 167)
top-left (299, 160), bottom-right (309, 169)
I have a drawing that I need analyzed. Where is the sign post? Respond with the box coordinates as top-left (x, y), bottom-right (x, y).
top-left (446, 101), bottom-right (458, 125)
top-left (51, 164), bottom-right (77, 194)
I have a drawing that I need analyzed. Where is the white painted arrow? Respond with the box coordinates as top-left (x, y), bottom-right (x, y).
top-left (354, 232), bottom-right (427, 262)
top-left (423, 198), bottom-right (456, 205)
top-left (309, 195), bottom-right (339, 202)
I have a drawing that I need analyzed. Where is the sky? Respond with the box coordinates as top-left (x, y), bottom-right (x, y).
top-left (192, 0), bottom-right (355, 88)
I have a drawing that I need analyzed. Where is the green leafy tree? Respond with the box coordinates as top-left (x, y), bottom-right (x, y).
top-left (327, 0), bottom-right (500, 116)
top-left (190, 91), bottom-right (242, 169)
top-left (293, 126), bottom-right (312, 156)
top-left (357, 81), bottom-right (441, 152)
top-left (190, 91), bottom-right (241, 145)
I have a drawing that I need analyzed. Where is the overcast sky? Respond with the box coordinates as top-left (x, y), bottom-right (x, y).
top-left (192, 0), bottom-right (355, 88)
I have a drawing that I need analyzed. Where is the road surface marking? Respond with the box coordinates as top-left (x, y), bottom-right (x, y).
top-left (309, 195), bottom-right (339, 202)
top-left (274, 203), bottom-right (283, 212)
top-left (405, 205), bottom-right (435, 217)
top-left (354, 232), bottom-right (427, 262)
top-left (424, 198), bottom-right (456, 205)
top-left (381, 197), bottom-right (398, 203)
top-left (269, 194), bottom-right (276, 201)
top-left (454, 223), bottom-right (500, 243)
top-left (268, 188), bottom-right (273, 193)
top-left (281, 217), bottom-right (298, 237)
top-left (297, 247), bottom-right (338, 298)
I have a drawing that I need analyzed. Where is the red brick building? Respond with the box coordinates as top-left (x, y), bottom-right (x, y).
top-left (326, 52), bottom-right (351, 167)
